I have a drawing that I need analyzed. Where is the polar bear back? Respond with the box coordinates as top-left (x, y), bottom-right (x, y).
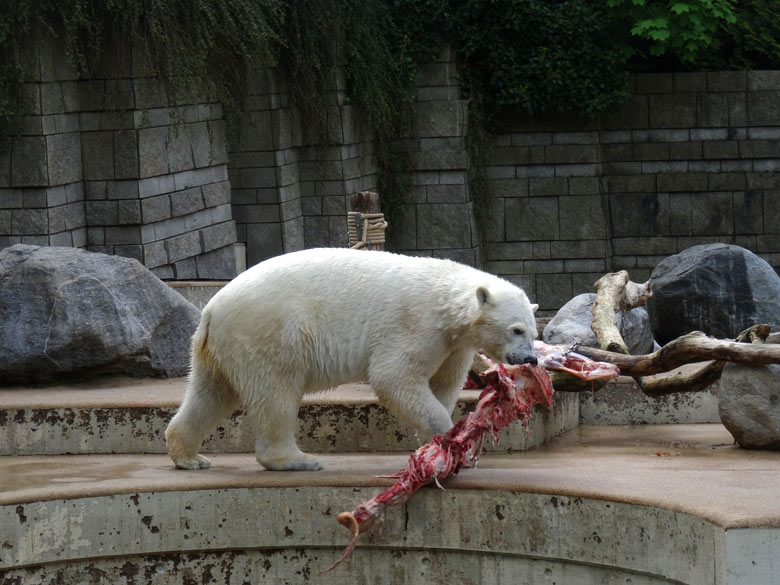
top-left (199, 248), bottom-right (522, 392)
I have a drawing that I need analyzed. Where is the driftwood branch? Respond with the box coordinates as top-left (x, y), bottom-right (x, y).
top-left (591, 271), bottom-right (651, 355)
top-left (632, 324), bottom-right (770, 396)
top-left (546, 325), bottom-right (777, 395)
top-left (575, 325), bottom-right (778, 377)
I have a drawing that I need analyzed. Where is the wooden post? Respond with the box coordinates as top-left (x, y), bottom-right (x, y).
top-left (348, 191), bottom-right (387, 250)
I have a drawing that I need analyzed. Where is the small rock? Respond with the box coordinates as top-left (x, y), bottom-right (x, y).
top-left (0, 244), bottom-right (200, 384)
top-left (648, 244), bottom-right (780, 345)
top-left (542, 293), bottom-right (654, 354)
top-left (719, 362), bottom-right (780, 450)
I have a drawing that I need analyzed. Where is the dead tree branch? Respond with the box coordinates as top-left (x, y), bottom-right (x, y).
top-left (591, 271), bottom-right (651, 355)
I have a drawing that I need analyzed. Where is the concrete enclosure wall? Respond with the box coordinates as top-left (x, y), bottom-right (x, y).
top-left (0, 39), bottom-right (238, 280)
top-left (482, 70), bottom-right (780, 311)
top-left (1, 40), bottom-right (778, 310)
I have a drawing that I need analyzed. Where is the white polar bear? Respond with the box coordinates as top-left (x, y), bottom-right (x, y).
top-left (165, 248), bottom-right (539, 471)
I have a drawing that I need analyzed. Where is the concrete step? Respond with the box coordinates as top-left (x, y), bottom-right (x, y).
top-left (1, 425), bottom-right (778, 584)
top-left (0, 377), bottom-right (578, 456)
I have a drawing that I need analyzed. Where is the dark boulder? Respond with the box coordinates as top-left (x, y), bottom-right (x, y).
top-left (647, 244), bottom-right (780, 345)
top-left (543, 293), bottom-right (654, 355)
top-left (0, 244), bottom-right (200, 384)
top-left (719, 362), bottom-right (780, 450)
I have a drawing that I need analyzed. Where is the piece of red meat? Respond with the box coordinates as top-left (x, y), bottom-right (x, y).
top-left (321, 342), bottom-right (620, 573)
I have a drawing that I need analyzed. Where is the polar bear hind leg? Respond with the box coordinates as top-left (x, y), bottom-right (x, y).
top-left (165, 356), bottom-right (239, 470)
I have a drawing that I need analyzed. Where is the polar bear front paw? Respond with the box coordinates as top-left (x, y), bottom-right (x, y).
top-left (257, 452), bottom-right (323, 471)
top-left (173, 454), bottom-right (212, 470)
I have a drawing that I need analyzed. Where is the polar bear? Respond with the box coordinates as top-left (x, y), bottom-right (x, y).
top-left (165, 248), bottom-right (539, 471)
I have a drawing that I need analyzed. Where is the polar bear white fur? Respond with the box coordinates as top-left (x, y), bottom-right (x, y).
top-left (165, 248), bottom-right (539, 471)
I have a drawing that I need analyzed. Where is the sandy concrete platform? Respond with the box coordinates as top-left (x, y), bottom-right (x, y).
top-left (1, 424), bottom-right (778, 529)
top-left (0, 378), bottom-right (579, 455)
top-left (2, 424), bottom-right (779, 585)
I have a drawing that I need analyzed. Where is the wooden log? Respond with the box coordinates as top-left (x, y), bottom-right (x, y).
top-left (350, 191), bottom-right (381, 214)
top-left (634, 361), bottom-right (725, 396)
top-left (621, 279), bottom-right (652, 311)
top-left (575, 325), bottom-right (779, 377)
top-left (591, 271), bottom-right (631, 354)
top-left (633, 324), bottom-right (770, 396)
top-left (549, 370), bottom-right (611, 393)
top-left (552, 325), bottom-right (774, 394)
top-left (591, 271), bottom-right (652, 355)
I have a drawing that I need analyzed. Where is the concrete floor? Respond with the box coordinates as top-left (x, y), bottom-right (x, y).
top-left (2, 424), bottom-right (778, 529)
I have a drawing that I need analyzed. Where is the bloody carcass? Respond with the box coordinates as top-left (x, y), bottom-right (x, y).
top-left (321, 341), bottom-right (620, 573)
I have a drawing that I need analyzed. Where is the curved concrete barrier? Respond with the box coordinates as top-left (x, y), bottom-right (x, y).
top-left (0, 489), bottom-right (736, 584)
top-left (1, 426), bottom-right (779, 584)
top-left (0, 381), bottom-right (578, 456)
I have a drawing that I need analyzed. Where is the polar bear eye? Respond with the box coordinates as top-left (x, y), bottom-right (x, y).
top-left (512, 327), bottom-right (525, 336)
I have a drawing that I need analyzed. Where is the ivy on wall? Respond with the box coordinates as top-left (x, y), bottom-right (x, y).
top-left (0, 0), bottom-right (777, 236)
top-left (0, 0), bottom-right (282, 147)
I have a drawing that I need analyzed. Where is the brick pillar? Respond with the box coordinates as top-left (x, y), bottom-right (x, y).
top-left (228, 69), bottom-right (301, 268)
top-left (398, 45), bottom-right (480, 266)
top-left (230, 66), bottom-right (377, 266)
top-left (0, 38), bottom-right (238, 281)
top-left (0, 39), bottom-right (86, 250)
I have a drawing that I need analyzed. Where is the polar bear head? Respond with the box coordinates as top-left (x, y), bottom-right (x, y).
top-left (474, 283), bottom-right (539, 366)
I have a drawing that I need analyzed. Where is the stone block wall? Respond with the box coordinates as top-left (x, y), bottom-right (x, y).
top-left (0, 42), bottom-right (86, 251)
top-left (392, 46), bottom-right (480, 266)
top-left (2, 38), bottom-right (778, 311)
top-left (482, 70), bottom-right (780, 312)
top-left (0, 39), bottom-right (238, 280)
top-left (228, 68), bottom-right (377, 266)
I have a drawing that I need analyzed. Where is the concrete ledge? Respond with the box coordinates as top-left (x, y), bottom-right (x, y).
top-left (581, 369), bottom-right (720, 425)
top-left (167, 280), bottom-right (228, 309)
top-left (0, 379), bottom-right (578, 456)
top-left (1, 425), bottom-right (778, 584)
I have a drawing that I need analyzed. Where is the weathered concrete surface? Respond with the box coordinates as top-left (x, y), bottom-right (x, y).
top-left (167, 280), bottom-right (227, 310)
top-left (580, 369), bottom-right (720, 424)
top-left (0, 547), bottom-right (689, 585)
top-left (0, 379), bottom-right (578, 456)
top-left (1, 426), bottom-right (779, 584)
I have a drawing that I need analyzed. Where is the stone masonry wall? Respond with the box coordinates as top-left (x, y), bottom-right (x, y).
top-left (228, 47), bottom-right (475, 267)
top-left (227, 68), bottom-right (377, 266)
top-left (482, 70), bottom-right (780, 312)
top-left (0, 39), bottom-right (238, 280)
top-left (1, 38), bottom-right (778, 313)
top-left (392, 46), bottom-right (479, 266)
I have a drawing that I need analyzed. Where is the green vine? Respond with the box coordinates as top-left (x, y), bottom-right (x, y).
top-left (0, 0), bottom-right (778, 242)
top-left (0, 0), bottom-right (281, 148)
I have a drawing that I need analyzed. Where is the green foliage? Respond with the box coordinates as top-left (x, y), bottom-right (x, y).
top-left (607, 0), bottom-right (737, 62)
top-left (704, 0), bottom-right (780, 69)
top-left (340, 0), bottom-right (429, 229)
top-left (393, 0), bottom-right (632, 120)
top-left (0, 0), bottom-right (281, 147)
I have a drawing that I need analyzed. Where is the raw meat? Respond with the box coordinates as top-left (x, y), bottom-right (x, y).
top-left (321, 342), bottom-right (620, 573)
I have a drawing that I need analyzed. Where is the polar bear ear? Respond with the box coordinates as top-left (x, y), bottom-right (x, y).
top-left (531, 303), bottom-right (539, 314)
top-left (477, 286), bottom-right (492, 306)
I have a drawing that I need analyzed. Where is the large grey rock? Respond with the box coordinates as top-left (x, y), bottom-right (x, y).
top-left (542, 293), bottom-right (654, 355)
top-left (648, 244), bottom-right (780, 345)
top-left (0, 244), bottom-right (200, 384)
top-left (719, 362), bottom-right (780, 450)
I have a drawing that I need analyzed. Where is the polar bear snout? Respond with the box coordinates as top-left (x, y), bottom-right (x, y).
top-left (506, 352), bottom-right (538, 366)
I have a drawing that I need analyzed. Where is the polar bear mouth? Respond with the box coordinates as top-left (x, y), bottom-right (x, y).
top-left (506, 353), bottom-right (538, 366)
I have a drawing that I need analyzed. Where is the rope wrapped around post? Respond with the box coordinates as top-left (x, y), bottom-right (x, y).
top-left (348, 211), bottom-right (387, 250)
